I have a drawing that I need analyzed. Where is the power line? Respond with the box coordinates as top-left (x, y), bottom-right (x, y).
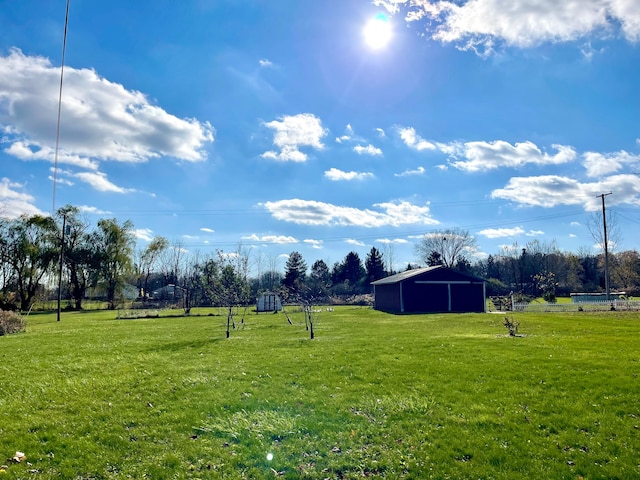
top-left (52, 0), bottom-right (71, 214)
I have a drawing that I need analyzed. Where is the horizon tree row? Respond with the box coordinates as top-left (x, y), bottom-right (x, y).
top-left (1, 211), bottom-right (637, 311)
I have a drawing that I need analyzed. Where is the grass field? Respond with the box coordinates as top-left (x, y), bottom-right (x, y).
top-left (1, 307), bottom-right (639, 479)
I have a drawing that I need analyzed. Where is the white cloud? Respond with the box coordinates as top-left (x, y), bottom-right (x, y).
top-left (436, 141), bottom-right (462, 155)
top-left (47, 172), bottom-right (74, 187)
top-left (336, 124), bottom-right (354, 143)
top-left (0, 49), bottom-right (214, 168)
top-left (262, 113), bottom-right (327, 162)
top-left (261, 199), bottom-right (439, 227)
top-left (0, 177), bottom-right (43, 218)
top-left (304, 239), bottom-right (323, 249)
top-left (376, 238), bottom-right (409, 244)
top-left (353, 144), bottom-right (383, 156)
top-left (395, 166), bottom-right (425, 177)
top-left (376, 128), bottom-right (386, 138)
top-left (241, 233), bottom-right (298, 244)
top-left (372, 0), bottom-right (406, 15)
top-left (346, 238), bottom-right (366, 246)
top-left (451, 140), bottom-right (576, 172)
top-left (397, 126), bottom-right (436, 151)
top-left (378, 0), bottom-right (640, 54)
top-left (200, 227), bottom-right (215, 233)
top-left (78, 205), bottom-right (111, 215)
top-left (491, 174), bottom-right (640, 211)
top-left (72, 171), bottom-right (135, 193)
top-left (135, 228), bottom-right (154, 241)
top-left (583, 150), bottom-right (640, 177)
top-left (259, 58), bottom-right (273, 67)
top-left (6, 141), bottom-right (98, 170)
top-left (580, 41), bottom-right (605, 61)
top-left (477, 226), bottom-right (526, 238)
top-left (324, 168), bottom-right (374, 181)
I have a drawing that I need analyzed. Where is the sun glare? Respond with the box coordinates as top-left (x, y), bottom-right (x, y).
top-left (363, 13), bottom-right (392, 49)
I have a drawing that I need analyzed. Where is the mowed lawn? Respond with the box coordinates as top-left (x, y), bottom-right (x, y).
top-left (0, 307), bottom-right (639, 479)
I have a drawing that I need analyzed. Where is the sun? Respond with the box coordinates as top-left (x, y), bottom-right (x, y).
top-left (363, 13), bottom-right (392, 49)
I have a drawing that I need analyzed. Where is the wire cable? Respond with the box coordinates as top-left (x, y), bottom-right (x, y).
top-left (52, 0), bottom-right (71, 214)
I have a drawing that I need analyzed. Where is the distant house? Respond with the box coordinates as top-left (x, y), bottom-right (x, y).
top-left (151, 284), bottom-right (183, 301)
top-left (256, 292), bottom-right (282, 313)
top-left (371, 266), bottom-right (486, 314)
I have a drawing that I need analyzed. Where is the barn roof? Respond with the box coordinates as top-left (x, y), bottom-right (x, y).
top-left (371, 265), bottom-right (485, 285)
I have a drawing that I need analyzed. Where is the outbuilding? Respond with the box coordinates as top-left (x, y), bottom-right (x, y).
top-left (256, 292), bottom-right (282, 313)
top-left (371, 265), bottom-right (486, 314)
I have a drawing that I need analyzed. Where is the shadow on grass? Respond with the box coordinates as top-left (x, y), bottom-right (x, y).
top-left (144, 336), bottom-right (225, 353)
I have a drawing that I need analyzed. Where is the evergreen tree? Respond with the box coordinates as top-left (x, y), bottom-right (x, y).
top-left (338, 251), bottom-right (366, 294)
top-left (426, 250), bottom-right (443, 267)
top-left (282, 251), bottom-right (307, 297)
top-left (365, 247), bottom-right (386, 285)
top-left (309, 259), bottom-right (331, 297)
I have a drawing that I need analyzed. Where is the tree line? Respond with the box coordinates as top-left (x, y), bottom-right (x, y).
top-left (1, 210), bottom-right (638, 312)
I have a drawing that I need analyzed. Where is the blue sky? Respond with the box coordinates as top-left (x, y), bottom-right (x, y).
top-left (1, 0), bottom-right (640, 272)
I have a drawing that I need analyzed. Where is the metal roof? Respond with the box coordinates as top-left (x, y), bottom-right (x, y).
top-left (371, 265), bottom-right (486, 285)
top-left (370, 265), bottom-right (443, 285)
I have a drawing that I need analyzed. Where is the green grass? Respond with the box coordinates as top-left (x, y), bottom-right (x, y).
top-left (1, 307), bottom-right (639, 479)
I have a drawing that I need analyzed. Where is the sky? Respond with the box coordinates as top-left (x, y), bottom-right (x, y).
top-left (1, 0), bottom-right (640, 273)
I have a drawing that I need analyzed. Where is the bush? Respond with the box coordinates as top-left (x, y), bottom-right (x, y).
top-left (0, 310), bottom-right (26, 336)
top-left (503, 316), bottom-right (520, 337)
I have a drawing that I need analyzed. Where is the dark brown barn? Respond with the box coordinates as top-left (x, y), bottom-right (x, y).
top-left (371, 265), bottom-right (486, 314)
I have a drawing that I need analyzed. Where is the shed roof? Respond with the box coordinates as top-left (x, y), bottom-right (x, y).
top-left (371, 265), bottom-right (485, 286)
top-left (371, 266), bottom-right (441, 285)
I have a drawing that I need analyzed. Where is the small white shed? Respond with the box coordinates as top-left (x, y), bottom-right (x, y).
top-left (256, 292), bottom-right (282, 313)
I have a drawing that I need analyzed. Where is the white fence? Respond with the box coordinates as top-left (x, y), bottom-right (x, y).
top-left (512, 299), bottom-right (640, 312)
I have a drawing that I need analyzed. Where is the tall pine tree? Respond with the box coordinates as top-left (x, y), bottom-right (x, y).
top-left (365, 247), bottom-right (386, 285)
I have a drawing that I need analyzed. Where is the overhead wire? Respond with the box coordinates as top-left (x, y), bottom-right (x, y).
top-left (147, 207), bottom-right (588, 249)
top-left (52, 0), bottom-right (71, 214)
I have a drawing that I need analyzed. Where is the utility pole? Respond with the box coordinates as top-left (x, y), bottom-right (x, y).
top-left (596, 192), bottom-right (612, 301)
top-left (57, 213), bottom-right (67, 322)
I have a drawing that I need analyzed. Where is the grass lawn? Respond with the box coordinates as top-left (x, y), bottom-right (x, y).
top-left (0, 307), bottom-right (639, 479)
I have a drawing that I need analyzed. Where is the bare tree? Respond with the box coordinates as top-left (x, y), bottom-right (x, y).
top-left (254, 250), bottom-right (264, 291)
top-left (381, 243), bottom-right (396, 275)
top-left (159, 239), bottom-right (186, 288)
top-left (265, 254), bottom-right (281, 291)
top-left (587, 210), bottom-right (621, 253)
top-left (415, 228), bottom-right (476, 269)
top-left (216, 249), bottom-right (251, 338)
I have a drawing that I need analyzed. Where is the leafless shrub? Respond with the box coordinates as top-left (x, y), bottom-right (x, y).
top-left (503, 316), bottom-right (520, 337)
top-left (0, 310), bottom-right (26, 336)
